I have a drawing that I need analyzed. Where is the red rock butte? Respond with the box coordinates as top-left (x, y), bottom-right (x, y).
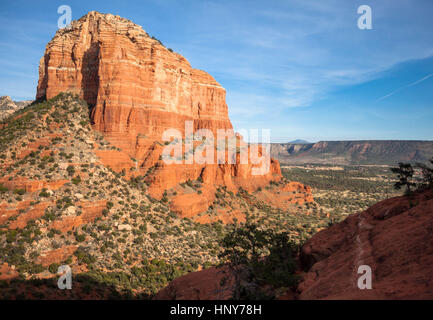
top-left (36, 11), bottom-right (312, 217)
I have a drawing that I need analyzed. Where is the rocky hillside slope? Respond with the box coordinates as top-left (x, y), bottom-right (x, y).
top-left (271, 141), bottom-right (433, 165)
top-left (0, 96), bottom-right (32, 121)
top-left (0, 93), bottom-right (309, 298)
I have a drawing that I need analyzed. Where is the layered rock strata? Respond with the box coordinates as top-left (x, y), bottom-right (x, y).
top-left (36, 11), bottom-right (313, 215)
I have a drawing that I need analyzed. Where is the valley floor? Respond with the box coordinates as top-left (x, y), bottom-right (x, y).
top-left (281, 164), bottom-right (402, 223)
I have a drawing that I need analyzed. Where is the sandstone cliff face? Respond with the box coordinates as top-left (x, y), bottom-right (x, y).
top-left (36, 11), bottom-right (310, 216)
top-left (298, 188), bottom-right (433, 299)
top-left (37, 11), bottom-right (231, 150)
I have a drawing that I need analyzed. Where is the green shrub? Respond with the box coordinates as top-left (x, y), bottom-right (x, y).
top-left (219, 223), bottom-right (300, 299)
top-left (13, 188), bottom-right (26, 195)
top-left (0, 184), bottom-right (8, 193)
top-left (75, 233), bottom-right (85, 242)
top-left (39, 188), bottom-right (50, 197)
top-left (48, 263), bottom-right (60, 274)
top-left (66, 165), bottom-right (75, 176)
top-left (71, 176), bottom-right (81, 185)
top-left (74, 249), bottom-right (96, 265)
top-left (6, 230), bottom-right (18, 243)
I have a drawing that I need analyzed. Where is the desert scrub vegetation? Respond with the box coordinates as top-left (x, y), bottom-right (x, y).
top-left (0, 92), bottom-right (344, 299)
top-left (0, 93), bottom-right (89, 151)
top-left (282, 165), bottom-right (396, 193)
top-left (282, 164), bottom-right (401, 221)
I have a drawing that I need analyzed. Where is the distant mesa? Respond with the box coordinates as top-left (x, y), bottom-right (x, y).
top-left (288, 139), bottom-right (310, 144)
top-left (271, 140), bottom-right (433, 165)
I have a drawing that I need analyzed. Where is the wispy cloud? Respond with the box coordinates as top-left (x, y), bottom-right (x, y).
top-left (377, 73), bottom-right (433, 101)
top-left (168, 0), bottom-right (433, 113)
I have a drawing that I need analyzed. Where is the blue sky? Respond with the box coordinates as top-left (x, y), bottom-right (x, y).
top-left (0, 0), bottom-right (432, 142)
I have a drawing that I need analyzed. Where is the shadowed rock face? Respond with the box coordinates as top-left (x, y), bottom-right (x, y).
top-left (36, 11), bottom-right (313, 217)
top-left (298, 188), bottom-right (433, 299)
top-left (153, 265), bottom-right (235, 300)
top-left (153, 189), bottom-right (433, 300)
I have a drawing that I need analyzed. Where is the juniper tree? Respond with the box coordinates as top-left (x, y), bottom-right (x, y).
top-left (415, 157), bottom-right (433, 189)
top-left (390, 162), bottom-right (416, 194)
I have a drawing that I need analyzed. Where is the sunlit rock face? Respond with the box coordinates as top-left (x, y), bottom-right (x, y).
top-left (37, 11), bottom-right (231, 152)
top-left (37, 11), bottom-right (311, 217)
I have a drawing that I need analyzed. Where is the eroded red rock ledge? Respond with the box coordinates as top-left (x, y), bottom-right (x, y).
top-left (155, 189), bottom-right (433, 300)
